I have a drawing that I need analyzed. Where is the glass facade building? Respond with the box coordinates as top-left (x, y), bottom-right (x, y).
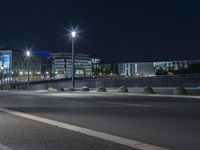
top-left (0, 50), bottom-right (48, 80)
top-left (153, 60), bottom-right (200, 72)
top-left (97, 60), bottom-right (200, 77)
top-left (51, 53), bottom-right (92, 78)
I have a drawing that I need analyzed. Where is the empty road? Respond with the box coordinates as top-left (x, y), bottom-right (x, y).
top-left (0, 91), bottom-right (200, 150)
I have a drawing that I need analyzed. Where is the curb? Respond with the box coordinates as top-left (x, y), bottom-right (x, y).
top-left (10, 90), bottom-right (200, 100)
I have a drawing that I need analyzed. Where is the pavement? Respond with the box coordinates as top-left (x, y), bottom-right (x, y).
top-left (0, 91), bottom-right (200, 150)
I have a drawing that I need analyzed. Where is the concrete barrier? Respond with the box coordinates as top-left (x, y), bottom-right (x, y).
top-left (82, 87), bottom-right (90, 92)
top-left (173, 87), bottom-right (187, 95)
top-left (97, 87), bottom-right (107, 92)
top-left (48, 87), bottom-right (57, 92)
top-left (118, 86), bottom-right (129, 93)
top-left (143, 86), bottom-right (154, 94)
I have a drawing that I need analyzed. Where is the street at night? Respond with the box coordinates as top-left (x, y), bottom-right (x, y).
top-left (1, 1), bottom-right (200, 150)
top-left (0, 92), bottom-right (199, 150)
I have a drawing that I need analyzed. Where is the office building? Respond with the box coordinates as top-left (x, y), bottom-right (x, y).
top-left (153, 60), bottom-right (200, 72)
top-left (51, 52), bottom-right (92, 78)
top-left (0, 50), bottom-right (42, 75)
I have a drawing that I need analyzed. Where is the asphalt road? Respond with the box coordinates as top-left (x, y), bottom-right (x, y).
top-left (0, 92), bottom-right (200, 150)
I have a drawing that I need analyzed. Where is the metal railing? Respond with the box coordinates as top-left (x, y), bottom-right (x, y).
top-left (16, 74), bottom-right (200, 90)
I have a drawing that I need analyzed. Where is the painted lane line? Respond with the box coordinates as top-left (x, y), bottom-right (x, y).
top-left (98, 101), bottom-right (152, 107)
top-left (0, 143), bottom-right (12, 150)
top-left (0, 108), bottom-right (169, 150)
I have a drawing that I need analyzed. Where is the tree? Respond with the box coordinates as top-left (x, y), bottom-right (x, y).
top-left (188, 63), bottom-right (200, 74)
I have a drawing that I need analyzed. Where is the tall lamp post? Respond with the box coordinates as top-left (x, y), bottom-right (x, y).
top-left (26, 50), bottom-right (31, 90)
top-left (1, 66), bottom-right (4, 90)
top-left (71, 31), bottom-right (76, 88)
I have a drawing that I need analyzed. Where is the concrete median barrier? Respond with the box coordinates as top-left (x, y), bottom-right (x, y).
top-left (97, 87), bottom-right (107, 92)
top-left (173, 87), bottom-right (187, 95)
top-left (48, 87), bottom-right (57, 92)
top-left (81, 87), bottom-right (90, 92)
top-left (118, 86), bottom-right (129, 93)
top-left (143, 86), bottom-right (154, 94)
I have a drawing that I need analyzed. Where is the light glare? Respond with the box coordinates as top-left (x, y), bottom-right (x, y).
top-left (26, 51), bottom-right (31, 57)
top-left (71, 31), bottom-right (76, 38)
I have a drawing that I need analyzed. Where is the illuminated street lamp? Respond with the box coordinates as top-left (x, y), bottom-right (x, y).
top-left (26, 50), bottom-right (31, 90)
top-left (71, 31), bottom-right (76, 38)
top-left (71, 31), bottom-right (76, 88)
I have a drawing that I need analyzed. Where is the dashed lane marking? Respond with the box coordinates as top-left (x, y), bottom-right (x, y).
top-left (98, 101), bottom-right (152, 107)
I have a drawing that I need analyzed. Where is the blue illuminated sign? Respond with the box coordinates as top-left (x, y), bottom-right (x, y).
top-left (3, 55), bottom-right (11, 69)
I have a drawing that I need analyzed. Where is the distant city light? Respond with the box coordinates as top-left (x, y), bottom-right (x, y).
top-left (20, 71), bottom-right (23, 75)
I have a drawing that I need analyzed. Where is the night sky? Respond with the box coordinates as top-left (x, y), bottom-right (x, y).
top-left (1, 0), bottom-right (200, 63)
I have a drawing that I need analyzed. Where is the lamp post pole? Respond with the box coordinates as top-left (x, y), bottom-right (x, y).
top-left (27, 58), bottom-right (30, 90)
top-left (26, 50), bottom-right (30, 90)
top-left (71, 31), bottom-right (76, 88)
top-left (1, 66), bottom-right (3, 90)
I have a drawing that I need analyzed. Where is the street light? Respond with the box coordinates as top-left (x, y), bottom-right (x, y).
top-left (71, 31), bottom-right (76, 88)
top-left (26, 50), bottom-right (30, 57)
top-left (26, 50), bottom-right (31, 90)
top-left (71, 31), bottom-right (76, 38)
top-left (1, 66), bottom-right (4, 90)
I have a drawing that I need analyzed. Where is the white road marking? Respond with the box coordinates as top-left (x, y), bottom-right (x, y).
top-left (0, 143), bottom-right (12, 150)
top-left (0, 108), bottom-right (169, 150)
top-left (98, 101), bottom-right (152, 107)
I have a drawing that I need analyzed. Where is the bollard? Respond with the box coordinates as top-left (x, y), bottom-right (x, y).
top-left (97, 87), bottom-right (107, 92)
top-left (143, 86), bottom-right (154, 94)
top-left (82, 87), bottom-right (90, 92)
top-left (173, 87), bottom-right (187, 95)
top-left (118, 86), bottom-right (128, 93)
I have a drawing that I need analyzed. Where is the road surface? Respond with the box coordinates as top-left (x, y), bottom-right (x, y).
top-left (0, 92), bottom-right (200, 150)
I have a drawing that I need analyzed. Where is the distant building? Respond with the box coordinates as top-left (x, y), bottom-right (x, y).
top-left (118, 63), bottom-right (135, 76)
top-left (0, 50), bottom-right (42, 76)
top-left (33, 52), bottom-right (52, 77)
top-left (98, 60), bottom-right (200, 77)
top-left (51, 52), bottom-right (92, 78)
top-left (153, 60), bottom-right (200, 72)
top-left (97, 62), bottom-right (155, 76)
top-left (137, 62), bottom-right (155, 76)
top-left (117, 62), bottom-right (154, 76)
top-left (91, 58), bottom-right (101, 73)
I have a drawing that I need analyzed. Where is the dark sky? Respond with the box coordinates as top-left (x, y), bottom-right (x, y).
top-left (0, 0), bottom-right (200, 63)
